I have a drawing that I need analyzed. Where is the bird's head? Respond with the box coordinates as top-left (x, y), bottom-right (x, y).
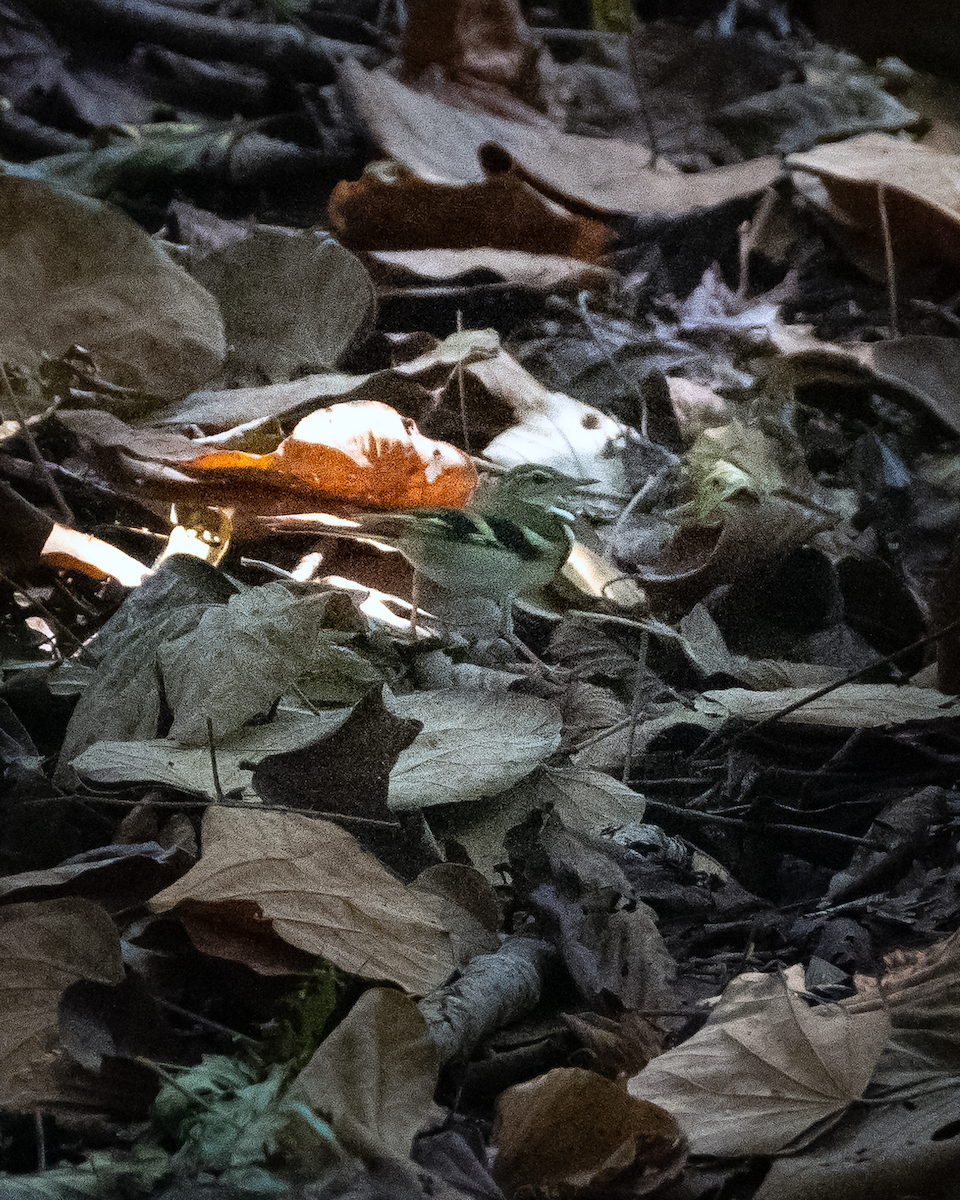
top-left (488, 463), bottom-right (598, 515)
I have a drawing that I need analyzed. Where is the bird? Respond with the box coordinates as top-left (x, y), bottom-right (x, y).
top-left (261, 463), bottom-right (595, 642)
top-left (392, 463), bottom-right (593, 602)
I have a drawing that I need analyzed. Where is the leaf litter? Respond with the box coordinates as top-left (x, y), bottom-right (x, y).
top-left (5, 1), bottom-right (960, 1197)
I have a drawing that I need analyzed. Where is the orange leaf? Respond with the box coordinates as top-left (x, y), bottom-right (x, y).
top-left (186, 399), bottom-right (478, 509)
top-left (329, 160), bottom-right (610, 261)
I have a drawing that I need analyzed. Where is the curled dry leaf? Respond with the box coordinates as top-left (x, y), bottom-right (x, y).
top-left (149, 807), bottom-right (454, 995)
top-left (787, 132), bottom-right (960, 284)
top-left (366, 248), bottom-right (616, 295)
top-left (186, 399), bottom-right (478, 509)
top-left (330, 159), bottom-right (610, 261)
top-left (341, 60), bottom-right (781, 218)
top-left (398, 0), bottom-right (547, 123)
top-left (0, 898), bottom-right (124, 1109)
top-left (493, 1067), bottom-right (687, 1199)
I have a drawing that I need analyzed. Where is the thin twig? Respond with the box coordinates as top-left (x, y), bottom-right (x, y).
top-left (155, 997), bottom-right (260, 1049)
top-left (622, 632), bottom-right (649, 784)
top-left (34, 1109), bottom-right (46, 1173)
top-left (627, 14), bottom-right (662, 169)
top-left (642, 799), bottom-right (882, 850)
top-left (206, 717), bottom-right (227, 804)
top-left (0, 363), bottom-right (73, 525)
top-left (576, 291), bottom-right (648, 438)
top-left (0, 567), bottom-right (89, 660)
top-left (455, 309), bottom-right (471, 455)
top-left (23, 789), bottom-right (403, 829)
top-left (877, 183), bottom-right (899, 338)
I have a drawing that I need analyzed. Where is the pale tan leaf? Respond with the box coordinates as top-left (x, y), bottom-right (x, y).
top-left (386, 690), bottom-right (562, 811)
top-left (471, 349), bottom-right (628, 500)
top-left (694, 683), bottom-right (959, 727)
top-left (149, 807), bottom-right (454, 994)
top-left (71, 707), bottom-right (347, 799)
top-left (536, 766), bottom-right (647, 834)
top-left (627, 967), bottom-right (891, 1156)
top-left (289, 987), bottom-right (442, 1160)
top-left (0, 898), bottom-right (124, 1109)
top-left (342, 60), bottom-right (780, 217)
top-left (367, 248), bottom-right (615, 294)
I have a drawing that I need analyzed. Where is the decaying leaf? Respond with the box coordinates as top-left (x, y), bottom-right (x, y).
top-left (535, 819), bottom-right (677, 1012)
top-left (0, 898), bottom-right (124, 1108)
top-left (185, 399), bottom-right (479, 509)
top-left (493, 1067), bottom-right (687, 1198)
top-left (0, 174), bottom-right (224, 402)
top-left (627, 965), bottom-right (891, 1156)
top-left (398, 0), bottom-right (547, 123)
top-left (330, 159), bottom-right (611, 261)
top-left (149, 807), bottom-right (454, 994)
top-left (341, 60), bottom-right (781, 218)
top-left (191, 227), bottom-right (374, 383)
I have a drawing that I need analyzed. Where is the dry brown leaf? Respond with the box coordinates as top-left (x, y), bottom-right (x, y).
top-left (330, 160), bottom-right (610, 260)
top-left (342, 61), bottom-right (781, 218)
top-left (149, 807), bottom-right (454, 994)
top-left (398, 0), bottom-right (547, 124)
top-left (692, 682), bottom-right (959, 727)
top-left (493, 1067), bottom-right (687, 1198)
top-left (289, 986), bottom-right (442, 1160)
top-left (788, 132), bottom-right (960, 283)
top-left (774, 321), bottom-right (960, 440)
top-left (0, 175), bottom-right (224, 402)
top-left (0, 898), bottom-right (124, 1109)
top-left (844, 926), bottom-right (960, 1088)
top-left (627, 966), bottom-right (890, 1156)
top-left (753, 1083), bottom-right (960, 1200)
top-left (535, 821), bottom-right (677, 1012)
